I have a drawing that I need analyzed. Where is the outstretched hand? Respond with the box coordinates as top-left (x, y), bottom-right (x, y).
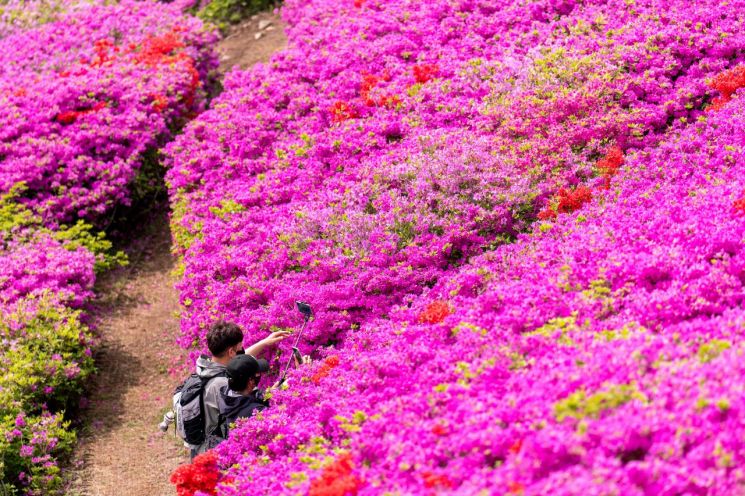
top-left (261, 330), bottom-right (292, 346)
top-left (245, 330), bottom-right (293, 358)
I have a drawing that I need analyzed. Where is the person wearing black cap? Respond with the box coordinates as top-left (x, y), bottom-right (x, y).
top-left (193, 322), bottom-right (290, 455)
top-left (218, 354), bottom-right (272, 429)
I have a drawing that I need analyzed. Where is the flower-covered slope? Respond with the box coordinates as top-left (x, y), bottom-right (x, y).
top-left (167, 0), bottom-right (744, 353)
top-left (212, 85), bottom-right (745, 495)
top-left (165, 0), bottom-right (745, 493)
top-left (180, 91), bottom-right (745, 495)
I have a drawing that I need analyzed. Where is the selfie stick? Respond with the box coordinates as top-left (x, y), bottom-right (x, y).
top-left (279, 303), bottom-right (312, 384)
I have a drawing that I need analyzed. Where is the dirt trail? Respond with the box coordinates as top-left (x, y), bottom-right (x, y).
top-left (217, 11), bottom-right (286, 72)
top-left (67, 15), bottom-right (286, 496)
top-left (67, 211), bottom-right (188, 496)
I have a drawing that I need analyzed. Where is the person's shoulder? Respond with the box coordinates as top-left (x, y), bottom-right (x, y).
top-left (210, 375), bottom-right (228, 386)
top-left (205, 375), bottom-right (228, 394)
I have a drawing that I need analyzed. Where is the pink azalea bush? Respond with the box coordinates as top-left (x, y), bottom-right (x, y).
top-left (0, 1), bottom-right (218, 493)
top-left (166, 0), bottom-right (745, 493)
top-left (0, 189), bottom-right (99, 494)
top-left (167, 0), bottom-right (743, 351)
top-left (0, 0), bottom-right (218, 224)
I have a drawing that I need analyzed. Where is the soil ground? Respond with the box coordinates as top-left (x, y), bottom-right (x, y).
top-left (217, 10), bottom-right (286, 72)
top-left (66, 14), bottom-right (286, 496)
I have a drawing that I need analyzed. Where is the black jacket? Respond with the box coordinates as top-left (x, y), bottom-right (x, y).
top-left (218, 385), bottom-right (269, 429)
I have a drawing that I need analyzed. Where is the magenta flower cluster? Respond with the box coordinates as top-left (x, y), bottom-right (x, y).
top-left (165, 0), bottom-right (745, 493)
top-left (0, 0), bottom-right (218, 224)
top-left (0, 1), bottom-right (217, 493)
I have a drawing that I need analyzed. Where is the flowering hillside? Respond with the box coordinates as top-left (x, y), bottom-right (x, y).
top-left (165, 0), bottom-right (745, 493)
top-left (213, 92), bottom-right (745, 495)
top-left (0, 1), bottom-right (217, 493)
top-left (0, 0), bottom-right (218, 224)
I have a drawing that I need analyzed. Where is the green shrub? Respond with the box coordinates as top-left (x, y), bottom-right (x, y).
top-left (0, 296), bottom-right (95, 494)
top-left (197, 0), bottom-right (279, 32)
top-left (0, 184), bottom-right (127, 273)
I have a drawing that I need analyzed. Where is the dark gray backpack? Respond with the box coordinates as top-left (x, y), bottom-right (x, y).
top-left (173, 371), bottom-right (226, 446)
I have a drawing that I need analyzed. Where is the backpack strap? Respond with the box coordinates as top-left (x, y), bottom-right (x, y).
top-left (198, 370), bottom-right (228, 436)
top-left (214, 412), bottom-right (228, 439)
top-left (197, 378), bottom-right (207, 440)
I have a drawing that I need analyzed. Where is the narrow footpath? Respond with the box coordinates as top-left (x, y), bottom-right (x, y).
top-left (67, 211), bottom-right (188, 496)
top-left (67, 13), bottom-right (285, 496)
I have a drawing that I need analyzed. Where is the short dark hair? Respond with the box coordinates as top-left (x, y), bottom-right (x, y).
top-left (207, 321), bottom-right (243, 357)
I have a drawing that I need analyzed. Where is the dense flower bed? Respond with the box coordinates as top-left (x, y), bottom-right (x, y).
top-left (0, 1), bottom-right (218, 493)
top-left (0, 189), bottom-right (100, 494)
top-left (166, 0), bottom-right (745, 493)
top-left (0, 0), bottom-right (218, 224)
top-left (167, 0), bottom-right (743, 351)
top-left (213, 92), bottom-right (745, 495)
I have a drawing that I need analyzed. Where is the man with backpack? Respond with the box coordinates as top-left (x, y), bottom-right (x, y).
top-left (174, 321), bottom-right (290, 458)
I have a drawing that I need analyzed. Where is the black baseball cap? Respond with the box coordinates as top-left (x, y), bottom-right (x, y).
top-left (226, 354), bottom-right (269, 383)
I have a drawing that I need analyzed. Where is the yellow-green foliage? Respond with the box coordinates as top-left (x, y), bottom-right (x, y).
top-left (208, 198), bottom-right (246, 219)
top-left (0, 184), bottom-right (38, 235)
top-left (595, 321), bottom-right (645, 341)
top-left (525, 313), bottom-right (578, 346)
top-left (554, 383), bottom-right (646, 422)
top-left (170, 190), bottom-right (204, 256)
top-left (0, 0), bottom-right (66, 31)
top-left (0, 299), bottom-right (95, 408)
top-left (196, 0), bottom-right (277, 32)
top-left (697, 339), bottom-right (731, 363)
top-left (0, 184), bottom-right (127, 273)
top-left (52, 221), bottom-right (128, 272)
top-left (0, 411), bottom-right (76, 495)
top-left (0, 296), bottom-right (95, 493)
top-left (0, 183), bottom-right (114, 494)
top-left (334, 410), bottom-right (373, 433)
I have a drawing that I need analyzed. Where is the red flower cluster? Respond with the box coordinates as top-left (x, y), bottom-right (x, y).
top-left (421, 471), bottom-right (454, 489)
top-left (431, 423), bottom-right (448, 436)
top-left (170, 451), bottom-right (220, 496)
top-left (708, 64), bottom-right (745, 112)
top-left (134, 31), bottom-right (200, 109)
top-left (360, 74), bottom-right (381, 106)
top-left (412, 63), bottom-right (439, 84)
top-left (539, 185), bottom-right (593, 220)
top-left (507, 481), bottom-right (526, 494)
top-left (135, 31), bottom-right (186, 66)
top-left (378, 94), bottom-right (401, 108)
top-left (55, 101), bottom-right (107, 125)
top-left (151, 93), bottom-right (169, 113)
top-left (418, 300), bottom-right (451, 324)
top-left (330, 101), bottom-right (359, 123)
top-left (309, 453), bottom-right (362, 496)
top-left (508, 439), bottom-right (523, 454)
top-left (557, 185), bottom-right (593, 214)
top-left (597, 146), bottom-right (624, 189)
top-left (733, 192), bottom-right (745, 215)
top-left (58, 29), bottom-right (200, 122)
top-left (359, 72), bottom-right (398, 108)
top-left (312, 355), bottom-right (341, 384)
top-left (92, 39), bottom-right (119, 67)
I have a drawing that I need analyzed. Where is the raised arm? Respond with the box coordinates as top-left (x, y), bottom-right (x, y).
top-left (245, 330), bottom-right (292, 358)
